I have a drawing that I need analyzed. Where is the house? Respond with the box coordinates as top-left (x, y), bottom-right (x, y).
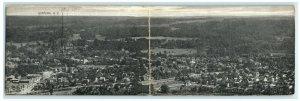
top-left (7, 57), bottom-right (21, 62)
top-left (6, 61), bottom-right (18, 69)
top-left (270, 53), bottom-right (287, 57)
top-left (95, 35), bottom-right (106, 41)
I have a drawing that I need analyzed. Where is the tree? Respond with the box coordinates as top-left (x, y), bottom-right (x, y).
top-left (160, 84), bottom-right (169, 93)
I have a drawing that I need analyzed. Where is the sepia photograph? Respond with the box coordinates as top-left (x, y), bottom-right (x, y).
top-left (4, 5), bottom-right (295, 96)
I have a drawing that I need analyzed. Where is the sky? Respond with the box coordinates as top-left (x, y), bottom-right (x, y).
top-left (6, 5), bottom-right (295, 17)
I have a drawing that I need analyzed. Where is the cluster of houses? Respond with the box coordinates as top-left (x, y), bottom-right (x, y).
top-left (152, 53), bottom-right (294, 95)
top-left (5, 74), bottom-right (42, 94)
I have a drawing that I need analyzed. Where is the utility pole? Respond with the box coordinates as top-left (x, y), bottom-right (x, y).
top-left (61, 9), bottom-right (64, 51)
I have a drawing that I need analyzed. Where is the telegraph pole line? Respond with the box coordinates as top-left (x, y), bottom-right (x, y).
top-left (61, 11), bottom-right (64, 50)
top-left (148, 8), bottom-right (152, 95)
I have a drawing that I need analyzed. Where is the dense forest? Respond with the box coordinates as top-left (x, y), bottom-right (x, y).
top-left (6, 16), bottom-right (295, 55)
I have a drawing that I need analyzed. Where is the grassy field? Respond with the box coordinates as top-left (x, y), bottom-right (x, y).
top-left (151, 78), bottom-right (184, 91)
top-left (151, 48), bottom-right (197, 56)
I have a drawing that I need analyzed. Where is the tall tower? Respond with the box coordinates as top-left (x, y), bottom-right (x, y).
top-left (61, 10), bottom-right (65, 51)
top-left (61, 11), bottom-right (64, 50)
top-left (60, 8), bottom-right (67, 53)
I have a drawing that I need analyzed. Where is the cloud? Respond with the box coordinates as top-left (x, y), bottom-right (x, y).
top-left (6, 5), bottom-right (294, 17)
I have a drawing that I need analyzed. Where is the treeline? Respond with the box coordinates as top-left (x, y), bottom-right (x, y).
top-left (72, 38), bottom-right (148, 52)
top-left (151, 17), bottom-right (294, 56)
top-left (6, 16), bottom-right (148, 42)
top-left (6, 64), bottom-right (47, 77)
